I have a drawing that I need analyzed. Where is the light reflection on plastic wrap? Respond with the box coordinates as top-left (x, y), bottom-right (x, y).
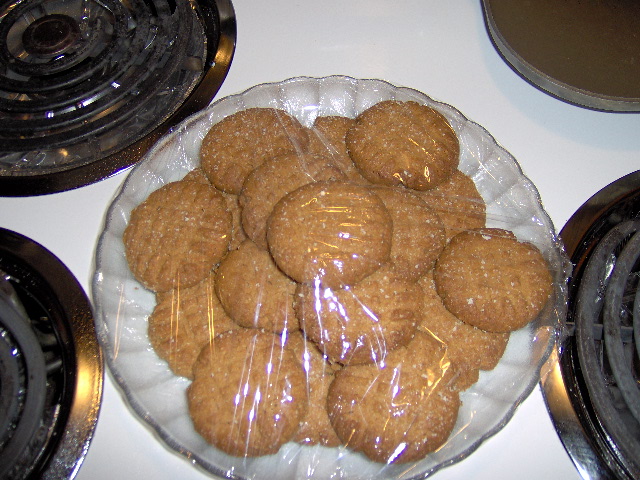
top-left (267, 181), bottom-right (394, 289)
top-left (92, 76), bottom-right (571, 480)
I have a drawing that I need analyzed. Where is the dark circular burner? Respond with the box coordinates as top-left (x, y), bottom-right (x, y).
top-left (542, 170), bottom-right (640, 480)
top-left (0, 0), bottom-right (236, 196)
top-left (0, 228), bottom-right (102, 480)
top-left (22, 14), bottom-right (81, 57)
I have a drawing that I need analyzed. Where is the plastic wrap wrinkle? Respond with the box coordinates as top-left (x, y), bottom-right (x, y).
top-left (92, 76), bottom-right (570, 480)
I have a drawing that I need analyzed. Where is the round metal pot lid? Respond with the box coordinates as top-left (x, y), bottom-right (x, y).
top-left (482, 0), bottom-right (640, 112)
top-left (0, 0), bottom-right (236, 197)
top-left (0, 227), bottom-right (103, 479)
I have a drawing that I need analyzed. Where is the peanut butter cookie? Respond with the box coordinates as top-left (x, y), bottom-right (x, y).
top-left (434, 228), bottom-right (553, 332)
top-left (418, 170), bottom-right (486, 242)
top-left (287, 333), bottom-right (341, 447)
top-left (123, 180), bottom-right (232, 292)
top-left (346, 101), bottom-right (459, 191)
top-left (183, 168), bottom-right (247, 250)
top-left (306, 115), bottom-right (369, 184)
top-left (147, 271), bottom-right (240, 379)
top-left (295, 266), bottom-right (422, 365)
top-left (200, 108), bottom-right (309, 194)
top-left (373, 186), bottom-right (446, 281)
top-left (326, 329), bottom-right (460, 463)
top-left (240, 153), bottom-right (344, 249)
top-left (417, 272), bottom-right (509, 390)
top-left (214, 240), bottom-right (299, 333)
top-left (267, 181), bottom-right (393, 288)
top-left (187, 329), bottom-right (307, 457)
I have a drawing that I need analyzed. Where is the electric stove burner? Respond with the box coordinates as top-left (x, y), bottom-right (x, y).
top-left (0, 0), bottom-right (236, 196)
top-left (542, 170), bottom-right (640, 480)
top-left (0, 228), bottom-right (102, 479)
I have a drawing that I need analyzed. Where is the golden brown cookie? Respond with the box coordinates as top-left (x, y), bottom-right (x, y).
top-left (372, 187), bottom-right (446, 281)
top-left (267, 181), bottom-right (393, 288)
top-left (214, 240), bottom-right (298, 333)
top-left (434, 228), bottom-right (553, 333)
top-left (200, 108), bottom-right (309, 194)
top-left (295, 266), bottom-right (422, 365)
top-left (417, 273), bottom-right (509, 390)
top-left (346, 100), bottom-right (459, 191)
top-left (123, 180), bottom-right (232, 292)
top-left (306, 116), bottom-right (369, 184)
top-left (326, 329), bottom-right (460, 464)
top-left (187, 329), bottom-right (307, 457)
top-left (287, 333), bottom-right (341, 447)
top-left (418, 170), bottom-right (486, 242)
top-left (183, 168), bottom-right (247, 250)
top-left (147, 271), bottom-right (240, 379)
top-left (239, 153), bottom-right (345, 249)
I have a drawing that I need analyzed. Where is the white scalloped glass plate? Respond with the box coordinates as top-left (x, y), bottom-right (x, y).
top-left (92, 76), bottom-right (570, 480)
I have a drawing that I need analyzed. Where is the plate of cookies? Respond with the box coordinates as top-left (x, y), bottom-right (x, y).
top-left (92, 75), bottom-right (570, 479)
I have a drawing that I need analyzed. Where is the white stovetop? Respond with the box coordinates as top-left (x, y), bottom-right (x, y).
top-left (2, 1), bottom-right (639, 479)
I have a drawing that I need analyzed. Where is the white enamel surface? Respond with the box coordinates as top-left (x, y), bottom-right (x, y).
top-left (2, 1), bottom-right (639, 479)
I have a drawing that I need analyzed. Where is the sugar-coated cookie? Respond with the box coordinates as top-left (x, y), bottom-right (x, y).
top-left (306, 116), bottom-right (369, 184)
top-left (200, 108), bottom-right (309, 194)
top-left (418, 170), bottom-right (486, 242)
top-left (187, 329), bottom-right (307, 457)
top-left (326, 329), bottom-right (460, 464)
top-left (346, 101), bottom-right (459, 191)
top-left (373, 186), bottom-right (446, 281)
top-left (148, 271), bottom-right (240, 379)
top-left (295, 266), bottom-right (422, 365)
top-left (417, 272), bottom-right (509, 390)
top-left (240, 153), bottom-right (345, 249)
top-left (267, 181), bottom-right (393, 288)
top-left (214, 240), bottom-right (298, 333)
top-left (434, 228), bottom-right (553, 332)
top-left (123, 180), bottom-right (231, 292)
top-left (183, 167), bottom-right (247, 250)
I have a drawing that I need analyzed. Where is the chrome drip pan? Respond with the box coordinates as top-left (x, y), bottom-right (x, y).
top-left (0, 0), bottom-right (236, 196)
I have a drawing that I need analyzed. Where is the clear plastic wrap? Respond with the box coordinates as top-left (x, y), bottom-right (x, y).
top-left (92, 76), bottom-right (571, 479)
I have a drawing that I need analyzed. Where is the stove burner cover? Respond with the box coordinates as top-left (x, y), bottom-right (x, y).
top-left (482, 0), bottom-right (640, 112)
top-left (542, 170), bottom-right (640, 480)
top-left (0, 228), bottom-right (102, 479)
top-left (22, 14), bottom-right (80, 56)
top-left (0, 0), bottom-right (236, 196)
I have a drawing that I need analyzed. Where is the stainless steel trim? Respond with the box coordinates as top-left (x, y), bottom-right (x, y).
top-left (542, 351), bottom-right (618, 480)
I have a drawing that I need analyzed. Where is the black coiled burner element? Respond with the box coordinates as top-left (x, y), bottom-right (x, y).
top-left (0, 0), bottom-right (236, 195)
top-left (0, 228), bottom-right (102, 480)
top-left (542, 170), bottom-right (640, 480)
top-left (573, 219), bottom-right (640, 479)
